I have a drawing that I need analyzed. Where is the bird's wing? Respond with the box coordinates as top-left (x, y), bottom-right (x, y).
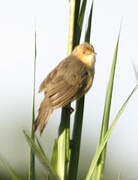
top-left (39, 55), bottom-right (91, 109)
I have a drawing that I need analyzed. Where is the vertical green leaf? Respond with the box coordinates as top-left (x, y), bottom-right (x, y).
top-left (68, 1), bottom-right (94, 179)
top-left (68, 96), bottom-right (85, 180)
top-left (57, 0), bottom-right (76, 179)
top-left (85, 1), bottom-right (94, 42)
top-left (74, 0), bottom-right (88, 46)
top-left (29, 30), bottom-right (37, 180)
top-left (50, 140), bottom-right (59, 173)
top-left (58, 109), bottom-right (69, 179)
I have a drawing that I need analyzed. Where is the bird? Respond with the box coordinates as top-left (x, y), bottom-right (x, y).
top-left (34, 42), bottom-right (96, 135)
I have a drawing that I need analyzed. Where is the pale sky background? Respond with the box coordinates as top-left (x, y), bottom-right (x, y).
top-left (0, 0), bottom-right (138, 179)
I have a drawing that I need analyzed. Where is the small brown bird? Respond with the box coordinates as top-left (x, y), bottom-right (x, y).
top-left (34, 42), bottom-right (96, 134)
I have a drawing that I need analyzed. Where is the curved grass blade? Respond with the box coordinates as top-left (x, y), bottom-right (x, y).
top-left (24, 131), bottom-right (60, 180)
top-left (0, 155), bottom-right (19, 180)
top-left (93, 31), bottom-right (120, 180)
top-left (68, 1), bottom-right (94, 179)
top-left (85, 85), bottom-right (138, 180)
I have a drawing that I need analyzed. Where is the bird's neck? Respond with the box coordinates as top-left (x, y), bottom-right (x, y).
top-left (79, 54), bottom-right (96, 69)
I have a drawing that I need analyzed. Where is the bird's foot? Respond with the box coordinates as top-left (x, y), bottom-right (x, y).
top-left (66, 105), bottom-right (74, 114)
top-left (69, 139), bottom-right (73, 149)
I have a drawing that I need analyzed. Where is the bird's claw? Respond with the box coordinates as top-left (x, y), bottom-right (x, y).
top-left (69, 140), bottom-right (73, 149)
top-left (66, 105), bottom-right (74, 114)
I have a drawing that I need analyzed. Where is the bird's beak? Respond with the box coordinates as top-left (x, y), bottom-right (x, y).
top-left (90, 52), bottom-right (97, 57)
top-left (93, 52), bottom-right (97, 56)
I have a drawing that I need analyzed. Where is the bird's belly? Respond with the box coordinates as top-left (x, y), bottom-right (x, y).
top-left (73, 75), bottom-right (93, 101)
top-left (83, 76), bottom-right (93, 93)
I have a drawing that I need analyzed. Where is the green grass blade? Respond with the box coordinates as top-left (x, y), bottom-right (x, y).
top-left (85, 0), bottom-right (94, 42)
top-left (74, 0), bottom-right (87, 46)
top-left (24, 131), bottom-right (60, 180)
top-left (73, 0), bottom-right (81, 46)
top-left (93, 32), bottom-right (120, 180)
top-left (67, 0), bottom-right (76, 54)
top-left (48, 139), bottom-right (59, 180)
top-left (85, 85), bottom-right (138, 180)
top-left (50, 139), bottom-right (59, 171)
top-left (56, 136), bottom-right (66, 180)
top-left (58, 109), bottom-right (68, 179)
top-left (29, 30), bottom-right (37, 180)
top-left (0, 155), bottom-right (19, 180)
top-left (36, 137), bottom-right (46, 157)
top-left (68, 96), bottom-right (85, 180)
top-left (58, 0), bottom-right (76, 179)
top-left (132, 62), bottom-right (138, 83)
top-left (51, 134), bottom-right (66, 180)
top-left (68, 1), bottom-right (94, 179)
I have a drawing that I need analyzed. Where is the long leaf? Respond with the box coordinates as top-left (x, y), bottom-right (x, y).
top-left (58, 0), bottom-right (76, 179)
top-left (24, 131), bottom-right (60, 180)
top-left (68, 1), bottom-right (94, 179)
top-left (50, 139), bottom-right (59, 172)
top-left (85, 1), bottom-right (94, 42)
top-left (85, 85), bottom-right (138, 180)
top-left (29, 30), bottom-right (37, 180)
top-left (74, 0), bottom-right (88, 46)
top-left (93, 32), bottom-right (120, 180)
top-left (48, 139), bottom-right (60, 180)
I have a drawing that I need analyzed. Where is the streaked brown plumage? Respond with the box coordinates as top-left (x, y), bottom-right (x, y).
top-left (34, 42), bottom-right (96, 134)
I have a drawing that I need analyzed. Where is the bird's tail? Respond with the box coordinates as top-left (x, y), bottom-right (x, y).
top-left (33, 97), bottom-right (53, 135)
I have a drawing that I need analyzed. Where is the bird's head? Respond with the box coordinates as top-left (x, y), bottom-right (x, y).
top-left (72, 42), bottom-right (96, 68)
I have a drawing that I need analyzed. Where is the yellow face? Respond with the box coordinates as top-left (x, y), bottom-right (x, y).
top-left (72, 42), bottom-right (96, 68)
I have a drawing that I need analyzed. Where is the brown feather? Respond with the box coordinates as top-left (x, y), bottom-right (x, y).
top-left (34, 54), bottom-right (95, 134)
top-left (33, 96), bottom-right (53, 135)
